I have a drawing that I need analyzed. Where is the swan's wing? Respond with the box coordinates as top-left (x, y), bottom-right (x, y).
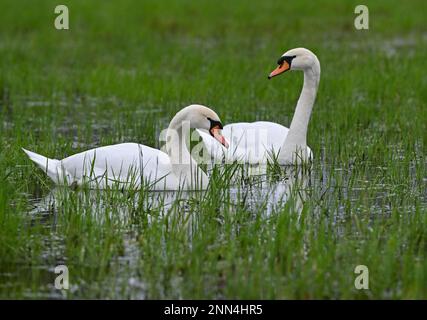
top-left (198, 122), bottom-right (289, 164)
top-left (248, 122), bottom-right (289, 151)
top-left (60, 143), bottom-right (172, 187)
top-left (223, 122), bottom-right (285, 163)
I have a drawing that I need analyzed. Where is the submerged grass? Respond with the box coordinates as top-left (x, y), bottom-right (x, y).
top-left (0, 0), bottom-right (426, 298)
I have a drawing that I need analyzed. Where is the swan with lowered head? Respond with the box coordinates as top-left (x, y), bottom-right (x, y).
top-left (23, 104), bottom-right (228, 190)
top-left (197, 47), bottom-right (320, 165)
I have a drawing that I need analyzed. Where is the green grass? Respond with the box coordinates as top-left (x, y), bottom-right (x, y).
top-left (0, 0), bottom-right (426, 299)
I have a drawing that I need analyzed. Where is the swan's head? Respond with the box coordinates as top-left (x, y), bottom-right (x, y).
top-left (177, 104), bottom-right (229, 148)
top-left (268, 47), bottom-right (319, 79)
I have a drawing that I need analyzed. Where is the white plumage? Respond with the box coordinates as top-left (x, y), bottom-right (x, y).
top-left (197, 48), bottom-right (320, 165)
top-left (23, 105), bottom-right (228, 190)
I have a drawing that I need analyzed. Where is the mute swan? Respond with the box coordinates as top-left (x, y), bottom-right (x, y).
top-left (23, 104), bottom-right (228, 190)
top-left (197, 47), bottom-right (320, 165)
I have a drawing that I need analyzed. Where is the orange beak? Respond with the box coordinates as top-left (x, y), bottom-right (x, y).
top-left (210, 126), bottom-right (229, 148)
top-left (268, 61), bottom-right (290, 79)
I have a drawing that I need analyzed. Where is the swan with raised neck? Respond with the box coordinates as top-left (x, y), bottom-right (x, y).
top-left (269, 47), bottom-right (320, 164)
top-left (196, 47), bottom-right (320, 166)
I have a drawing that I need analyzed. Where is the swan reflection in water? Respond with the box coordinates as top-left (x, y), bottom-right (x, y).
top-left (29, 165), bottom-right (311, 228)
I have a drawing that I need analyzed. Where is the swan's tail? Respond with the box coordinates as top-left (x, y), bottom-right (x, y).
top-left (22, 148), bottom-right (62, 182)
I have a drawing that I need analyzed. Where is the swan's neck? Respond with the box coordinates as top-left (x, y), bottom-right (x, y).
top-left (279, 64), bottom-right (319, 163)
top-left (166, 115), bottom-right (208, 188)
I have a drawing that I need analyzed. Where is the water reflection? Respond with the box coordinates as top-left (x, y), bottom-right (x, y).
top-left (29, 165), bottom-right (311, 223)
top-left (24, 166), bottom-right (311, 298)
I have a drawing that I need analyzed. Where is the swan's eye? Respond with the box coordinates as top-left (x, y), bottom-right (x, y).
top-left (277, 55), bottom-right (296, 66)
